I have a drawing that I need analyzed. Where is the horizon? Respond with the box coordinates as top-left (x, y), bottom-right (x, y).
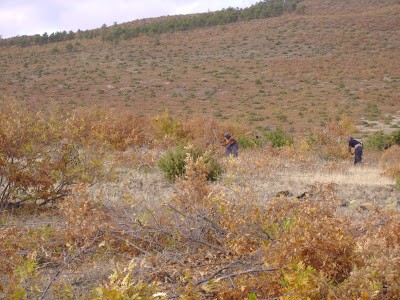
top-left (0, 0), bottom-right (259, 39)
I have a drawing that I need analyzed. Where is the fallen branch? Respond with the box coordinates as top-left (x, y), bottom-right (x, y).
top-left (112, 233), bottom-right (151, 255)
top-left (187, 237), bottom-right (228, 253)
top-left (194, 261), bottom-right (243, 286)
top-left (215, 267), bottom-right (278, 282)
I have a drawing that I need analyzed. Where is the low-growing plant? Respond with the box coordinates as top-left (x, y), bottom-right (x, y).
top-left (366, 130), bottom-right (391, 149)
top-left (63, 110), bottom-right (147, 150)
top-left (92, 261), bottom-right (163, 300)
top-left (237, 134), bottom-right (262, 149)
top-left (158, 146), bottom-right (221, 182)
top-left (152, 111), bottom-right (189, 146)
top-left (263, 127), bottom-right (294, 148)
top-left (389, 129), bottom-right (400, 145)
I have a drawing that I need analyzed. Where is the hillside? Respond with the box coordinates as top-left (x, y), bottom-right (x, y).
top-left (0, 0), bottom-right (399, 136)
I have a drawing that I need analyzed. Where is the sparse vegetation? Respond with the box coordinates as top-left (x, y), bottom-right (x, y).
top-left (1, 0), bottom-right (400, 298)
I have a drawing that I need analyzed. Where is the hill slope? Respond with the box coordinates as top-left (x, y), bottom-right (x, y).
top-left (0, 0), bottom-right (399, 135)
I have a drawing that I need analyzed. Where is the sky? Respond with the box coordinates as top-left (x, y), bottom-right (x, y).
top-left (0, 0), bottom-right (260, 38)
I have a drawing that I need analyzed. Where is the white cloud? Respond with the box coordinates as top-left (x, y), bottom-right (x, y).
top-left (0, 0), bottom-right (259, 38)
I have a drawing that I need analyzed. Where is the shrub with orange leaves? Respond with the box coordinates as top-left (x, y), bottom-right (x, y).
top-left (380, 145), bottom-right (400, 178)
top-left (0, 101), bottom-right (89, 207)
top-left (63, 109), bottom-right (148, 150)
top-left (310, 116), bottom-right (355, 159)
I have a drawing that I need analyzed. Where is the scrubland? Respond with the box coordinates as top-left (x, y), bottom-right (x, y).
top-left (1, 0), bottom-right (400, 298)
top-left (1, 101), bottom-right (399, 299)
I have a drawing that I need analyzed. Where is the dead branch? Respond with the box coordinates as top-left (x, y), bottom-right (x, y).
top-left (215, 267), bottom-right (278, 281)
top-left (186, 237), bottom-right (228, 253)
top-left (194, 261), bottom-right (243, 286)
top-left (112, 233), bottom-right (151, 255)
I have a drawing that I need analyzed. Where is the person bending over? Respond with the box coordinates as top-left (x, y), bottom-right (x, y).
top-left (221, 133), bottom-right (238, 157)
top-left (348, 137), bottom-right (363, 165)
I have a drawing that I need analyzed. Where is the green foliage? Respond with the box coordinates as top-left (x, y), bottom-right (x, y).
top-left (248, 293), bottom-right (258, 300)
top-left (92, 261), bottom-right (161, 300)
top-left (237, 134), bottom-right (262, 149)
top-left (396, 176), bottom-right (400, 190)
top-left (100, 0), bottom-right (301, 43)
top-left (153, 111), bottom-right (184, 137)
top-left (390, 130), bottom-right (400, 145)
top-left (158, 146), bottom-right (221, 182)
top-left (281, 262), bottom-right (320, 299)
top-left (366, 131), bottom-right (391, 149)
top-left (1, 30), bottom-right (75, 47)
top-left (263, 127), bottom-right (294, 148)
top-left (366, 130), bottom-right (400, 150)
top-left (65, 43), bottom-right (74, 52)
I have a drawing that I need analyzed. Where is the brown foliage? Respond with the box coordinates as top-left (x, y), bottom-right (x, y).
top-left (381, 145), bottom-right (400, 178)
top-left (0, 101), bottom-right (80, 207)
top-left (312, 117), bottom-right (355, 159)
top-left (63, 109), bottom-right (148, 150)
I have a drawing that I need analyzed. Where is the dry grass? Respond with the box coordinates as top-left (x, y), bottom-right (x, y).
top-left (285, 165), bottom-right (394, 186)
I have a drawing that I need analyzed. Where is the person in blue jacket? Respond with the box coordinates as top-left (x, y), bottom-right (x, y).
top-left (348, 137), bottom-right (363, 165)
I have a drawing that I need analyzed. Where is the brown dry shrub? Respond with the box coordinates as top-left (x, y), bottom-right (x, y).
top-left (337, 213), bottom-right (400, 299)
top-left (182, 116), bottom-right (224, 149)
top-left (261, 185), bottom-right (354, 285)
top-left (59, 187), bottom-right (111, 247)
top-left (162, 152), bottom-right (224, 251)
top-left (210, 183), bottom-right (354, 299)
top-left (63, 109), bottom-right (148, 150)
top-left (183, 116), bottom-right (249, 150)
top-left (312, 117), bottom-right (355, 159)
top-left (380, 145), bottom-right (400, 178)
top-left (150, 111), bottom-right (190, 148)
top-left (173, 153), bottom-right (211, 211)
top-left (0, 100), bottom-right (100, 207)
top-left (268, 207), bottom-right (354, 281)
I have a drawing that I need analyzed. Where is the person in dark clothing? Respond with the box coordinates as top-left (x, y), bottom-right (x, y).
top-left (221, 133), bottom-right (238, 157)
top-left (348, 137), bottom-right (363, 165)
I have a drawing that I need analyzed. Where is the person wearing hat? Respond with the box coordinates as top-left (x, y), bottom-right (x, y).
top-left (348, 137), bottom-right (363, 165)
top-left (221, 133), bottom-right (238, 157)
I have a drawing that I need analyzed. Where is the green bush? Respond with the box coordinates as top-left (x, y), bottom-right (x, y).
top-left (158, 146), bottom-right (221, 182)
top-left (390, 130), bottom-right (400, 145)
top-left (65, 43), bottom-right (74, 51)
top-left (237, 134), bottom-right (262, 149)
top-left (366, 130), bottom-right (400, 150)
top-left (263, 127), bottom-right (294, 148)
top-left (366, 131), bottom-right (391, 149)
top-left (396, 176), bottom-right (400, 190)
